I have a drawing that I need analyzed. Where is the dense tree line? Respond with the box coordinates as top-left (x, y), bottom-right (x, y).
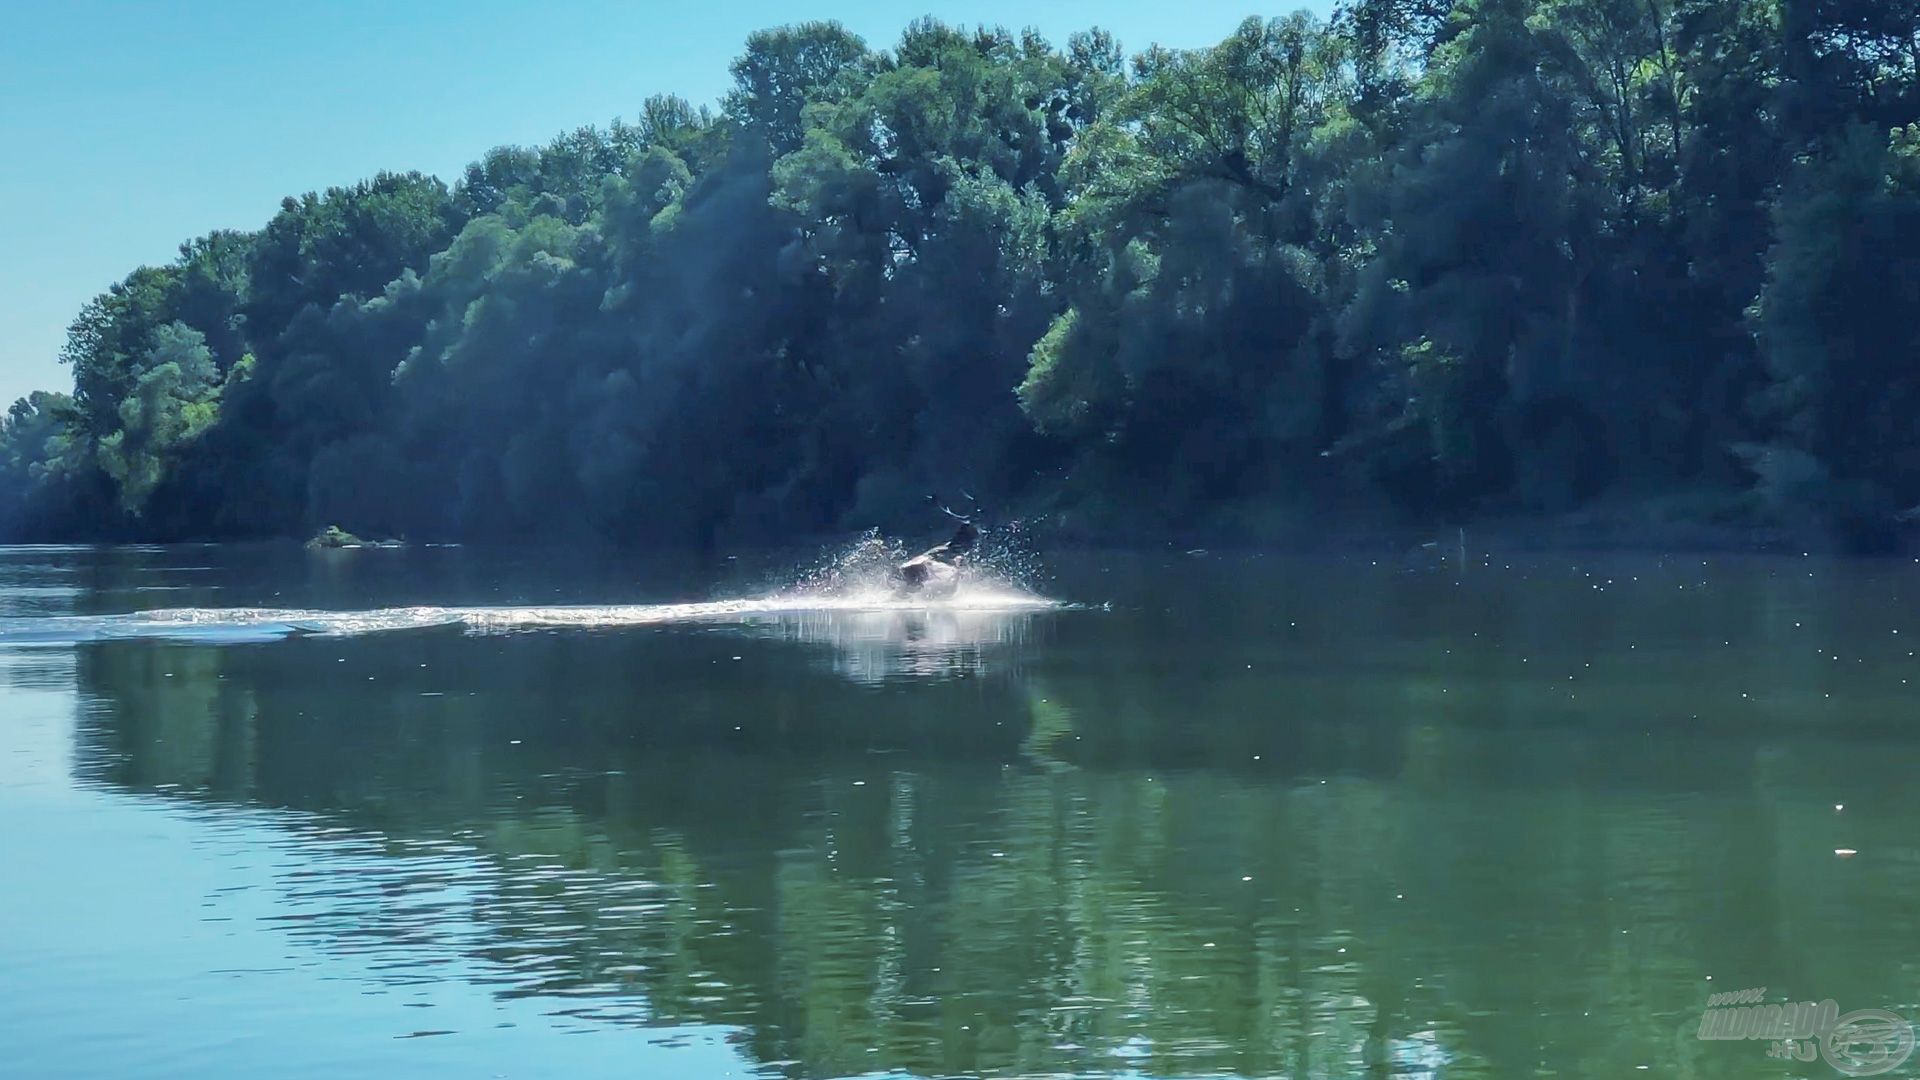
top-left (6, 2), bottom-right (1920, 548)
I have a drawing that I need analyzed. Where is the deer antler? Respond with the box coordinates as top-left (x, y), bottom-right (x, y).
top-left (927, 493), bottom-right (972, 524)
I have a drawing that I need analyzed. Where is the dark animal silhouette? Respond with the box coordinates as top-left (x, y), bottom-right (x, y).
top-left (896, 497), bottom-right (978, 598)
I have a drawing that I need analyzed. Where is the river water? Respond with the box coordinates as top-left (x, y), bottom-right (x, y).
top-left (1, 542), bottom-right (1917, 1078)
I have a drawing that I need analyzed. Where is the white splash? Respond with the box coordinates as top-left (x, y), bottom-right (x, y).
top-left (0, 530), bottom-right (1059, 647)
top-left (0, 590), bottom-right (1054, 645)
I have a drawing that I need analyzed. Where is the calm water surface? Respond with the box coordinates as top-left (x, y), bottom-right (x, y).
top-left (2, 543), bottom-right (1918, 1079)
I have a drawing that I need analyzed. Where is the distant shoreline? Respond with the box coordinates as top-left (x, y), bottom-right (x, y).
top-left (13, 507), bottom-right (1908, 560)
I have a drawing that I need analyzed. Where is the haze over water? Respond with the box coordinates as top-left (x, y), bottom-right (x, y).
top-left (2, 543), bottom-right (1917, 1078)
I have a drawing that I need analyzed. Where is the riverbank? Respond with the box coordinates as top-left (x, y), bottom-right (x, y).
top-left (12, 481), bottom-right (1915, 559)
top-left (1016, 488), bottom-right (1909, 560)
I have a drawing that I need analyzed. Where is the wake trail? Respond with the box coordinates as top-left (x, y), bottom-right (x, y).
top-left (0, 588), bottom-right (1061, 646)
top-left (0, 528), bottom-right (1063, 647)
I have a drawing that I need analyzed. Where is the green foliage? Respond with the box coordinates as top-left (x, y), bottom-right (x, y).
top-left (6, 5), bottom-right (1919, 547)
top-left (728, 21), bottom-right (872, 153)
top-left (1751, 123), bottom-right (1920, 514)
top-left (97, 323), bottom-right (220, 514)
top-left (0, 391), bottom-right (82, 536)
top-left (305, 524), bottom-right (365, 549)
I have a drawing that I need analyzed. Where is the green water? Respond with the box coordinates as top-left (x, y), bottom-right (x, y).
top-left (2, 544), bottom-right (1918, 1079)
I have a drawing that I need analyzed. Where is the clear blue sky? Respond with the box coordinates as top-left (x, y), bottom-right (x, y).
top-left (0, 0), bottom-right (1332, 407)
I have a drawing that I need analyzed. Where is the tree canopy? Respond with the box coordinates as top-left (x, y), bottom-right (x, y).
top-left (6, 5), bottom-right (1918, 549)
